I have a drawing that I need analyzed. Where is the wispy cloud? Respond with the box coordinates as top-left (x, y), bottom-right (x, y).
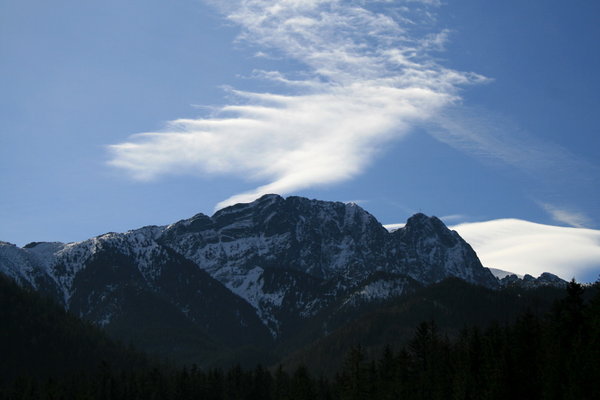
top-left (539, 202), bottom-right (591, 228)
top-left (108, 0), bottom-right (484, 209)
top-left (451, 219), bottom-right (600, 282)
top-left (429, 107), bottom-right (600, 225)
top-left (430, 108), bottom-right (589, 177)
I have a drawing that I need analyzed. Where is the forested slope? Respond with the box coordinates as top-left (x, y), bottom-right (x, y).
top-left (2, 278), bottom-right (598, 399)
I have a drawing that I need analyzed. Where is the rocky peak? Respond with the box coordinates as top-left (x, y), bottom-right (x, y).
top-left (396, 213), bottom-right (459, 247)
top-left (167, 213), bottom-right (213, 236)
top-left (212, 194), bottom-right (284, 226)
top-left (500, 272), bottom-right (566, 288)
top-left (537, 272), bottom-right (566, 284)
top-left (387, 213), bottom-right (497, 288)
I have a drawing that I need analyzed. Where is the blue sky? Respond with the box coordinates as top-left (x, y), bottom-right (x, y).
top-left (1, 0), bottom-right (599, 281)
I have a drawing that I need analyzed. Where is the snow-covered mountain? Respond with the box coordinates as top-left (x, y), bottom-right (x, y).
top-left (1, 231), bottom-right (270, 355)
top-left (159, 194), bottom-right (498, 334)
top-left (1, 194), bottom-right (522, 355)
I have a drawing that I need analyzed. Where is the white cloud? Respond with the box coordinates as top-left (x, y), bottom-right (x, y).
top-left (450, 219), bottom-right (600, 282)
top-left (383, 223), bottom-right (405, 231)
top-left (108, 0), bottom-right (484, 209)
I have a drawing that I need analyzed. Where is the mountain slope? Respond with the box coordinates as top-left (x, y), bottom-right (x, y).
top-left (0, 273), bottom-right (148, 382)
top-left (1, 230), bottom-right (272, 365)
top-left (281, 278), bottom-right (566, 376)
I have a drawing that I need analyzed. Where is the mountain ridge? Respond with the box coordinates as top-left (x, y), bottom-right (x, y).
top-left (0, 194), bottom-right (565, 365)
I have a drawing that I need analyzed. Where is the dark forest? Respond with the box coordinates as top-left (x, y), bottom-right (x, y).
top-left (1, 275), bottom-right (598, 400)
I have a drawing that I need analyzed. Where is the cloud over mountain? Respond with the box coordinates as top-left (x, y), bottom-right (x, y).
top-left (451, 219), bottom-right (600, 282)
top-left (108, 0), bottom-right (484, 209)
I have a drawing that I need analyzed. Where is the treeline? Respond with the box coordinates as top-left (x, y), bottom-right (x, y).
top-left (1, 280), bottom-right (599, 400)
top-left (335, 280), bottom-right (600, 400)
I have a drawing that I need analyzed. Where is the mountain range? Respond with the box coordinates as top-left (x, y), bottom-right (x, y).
top-left (0, 194), bottom-right (564, 366)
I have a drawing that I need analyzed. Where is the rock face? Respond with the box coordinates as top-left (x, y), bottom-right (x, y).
top-left (388, 213), bottom-right (499, 286)
top-left (0, 194), bottom-right (499, 350)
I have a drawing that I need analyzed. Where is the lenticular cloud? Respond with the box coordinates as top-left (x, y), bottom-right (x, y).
top-left (108, 0), bottom-right (485, 209)
top-left (451, 219), bottom-right (600, 282)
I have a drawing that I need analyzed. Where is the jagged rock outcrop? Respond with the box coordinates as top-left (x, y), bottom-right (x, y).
top-left (500, 272), bottom-right (566, 288)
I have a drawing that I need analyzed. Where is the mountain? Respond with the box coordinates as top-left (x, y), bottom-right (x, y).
top-left (499, 271), bottom-right (566, 288)
top-left (1, 194), bottom-right (555, 366)
top-left (159, 194), bottom-right (498, 336)
top-left (0, 231), bottom-right (271, 365)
